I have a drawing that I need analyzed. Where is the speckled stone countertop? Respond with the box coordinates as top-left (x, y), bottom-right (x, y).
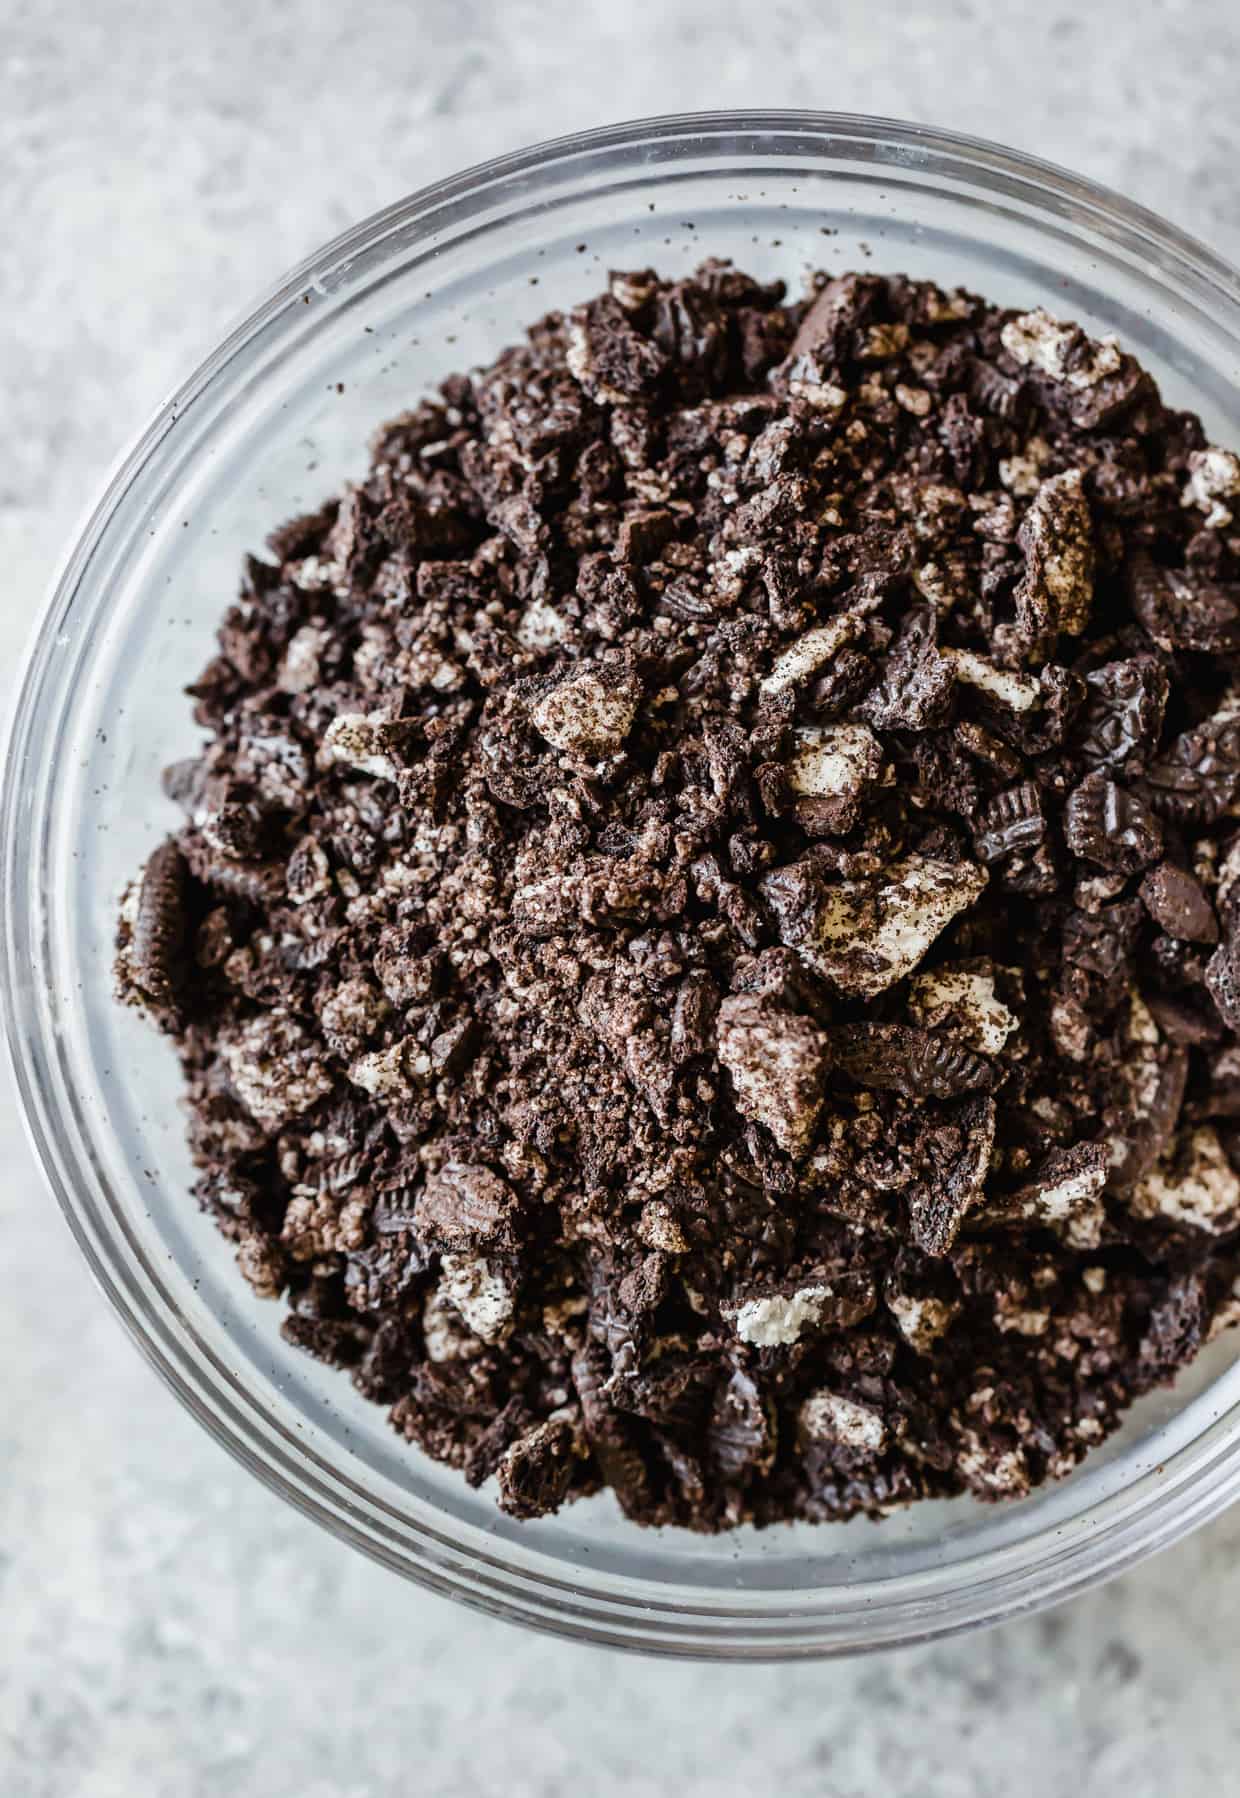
top-left (5, 3), bottom-right (1240, 1793)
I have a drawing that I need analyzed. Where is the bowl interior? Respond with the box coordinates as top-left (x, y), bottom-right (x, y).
top-left (18, 117), bottom-right (1240, 1651)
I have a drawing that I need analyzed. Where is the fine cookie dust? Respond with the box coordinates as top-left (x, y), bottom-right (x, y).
top-left (115, 258), bottom-right (1240, 1531)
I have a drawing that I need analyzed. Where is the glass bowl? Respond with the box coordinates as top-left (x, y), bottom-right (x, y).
top-left (9, 109), bottom-right (1240, 1661)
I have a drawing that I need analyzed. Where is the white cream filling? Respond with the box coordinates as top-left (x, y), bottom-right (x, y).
top-left (530, 668), bottom-right (637, 755)
top-left (799, 1391), bottom-right (887, 1451)
top-left (785, 723), bottom-right (882, 799)
top-left (439, 1252), bottom-right (515, 1344)
top-left (319, 712), bottom-right (403, 782)
top-left (804, 854), bottom-right (988, 999)
top-left (1183, 446), bottom-right (1240, 529)
top-left (886, 1292), bottom-right (959, 1353)
top-left (907, 963), bottom-right (1018, 1057)
top-left (733, 1284), bottom-right (833, 1348)
top-left (347, 1037), bottom-right (430, 1099)
top-left (760, 613), bottom-right (861, 698)
top-left (517, 599), bottom-right (569, 650)
top-left (1000, 308), bottom-right (1121, 388)
top-left (942, 648), bottom-right (1040, 712)
top-left (1132, 1128), bottom-right (1240, 1235)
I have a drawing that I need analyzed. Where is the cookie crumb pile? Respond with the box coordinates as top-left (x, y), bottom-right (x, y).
top-left (118, 261), bottom-right (1240, 1527)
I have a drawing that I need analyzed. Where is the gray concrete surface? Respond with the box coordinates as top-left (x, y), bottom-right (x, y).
top-left (5, 2), bottom-right (1240, 1793)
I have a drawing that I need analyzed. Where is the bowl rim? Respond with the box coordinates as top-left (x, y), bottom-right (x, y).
top-left (9, 106), bottom-right (1240, 1660)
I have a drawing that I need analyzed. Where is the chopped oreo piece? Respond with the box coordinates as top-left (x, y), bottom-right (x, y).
top-left (1009, 467), bottom-right (1095, 655)
top-left (1064, 771), bottom-right (1163, 874)
top-left (972, 781), bottom-right (1045, 865)
top-left (414, 1163), bottom-right (520, 1249)
top-left (568, 293), bottom-right (668, 402)
top-left (830, 1023), bottom-right (996, 1101)
top-left (857, 609), bottom-right (955, 731)
top-left (979, 1142), bottom-right (1108, 1249)
top-left (1077, 657), bottom-right (1168, 772)
top-left (907, 1095), bottom-right (996, 1256)
top-left (1139, 864), bottom-right (1218, 944)
top-left (1206, 937), bottom-right (1240, 1032)
top-left (116, 840), bottom-right (194, 1022)
top-left (709, 1368), bottom-right (777, 1482)
top-left (1140, 696), bottom-right (1240, 825)
top-left (496, 1419), bottom-right (578, 1520)
top-left (1127, 552), bottom-right (1240, 654)
top-left (716, 994), bottom-right (830, 1157)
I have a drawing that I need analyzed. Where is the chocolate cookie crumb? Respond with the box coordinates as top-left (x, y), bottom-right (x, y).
top-left (117, 261), bottom-right (1240, 1530)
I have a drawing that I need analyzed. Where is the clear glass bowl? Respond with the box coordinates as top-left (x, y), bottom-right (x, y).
top-left (9, 109), bottom-right (1240, 1660)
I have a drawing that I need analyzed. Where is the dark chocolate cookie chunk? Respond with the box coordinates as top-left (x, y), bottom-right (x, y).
top-left (117, 840), bottom-right (195, 1023)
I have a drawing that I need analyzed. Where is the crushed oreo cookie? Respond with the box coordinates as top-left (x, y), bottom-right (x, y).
top-left (117, 264), bottom-right (1240, 1529)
